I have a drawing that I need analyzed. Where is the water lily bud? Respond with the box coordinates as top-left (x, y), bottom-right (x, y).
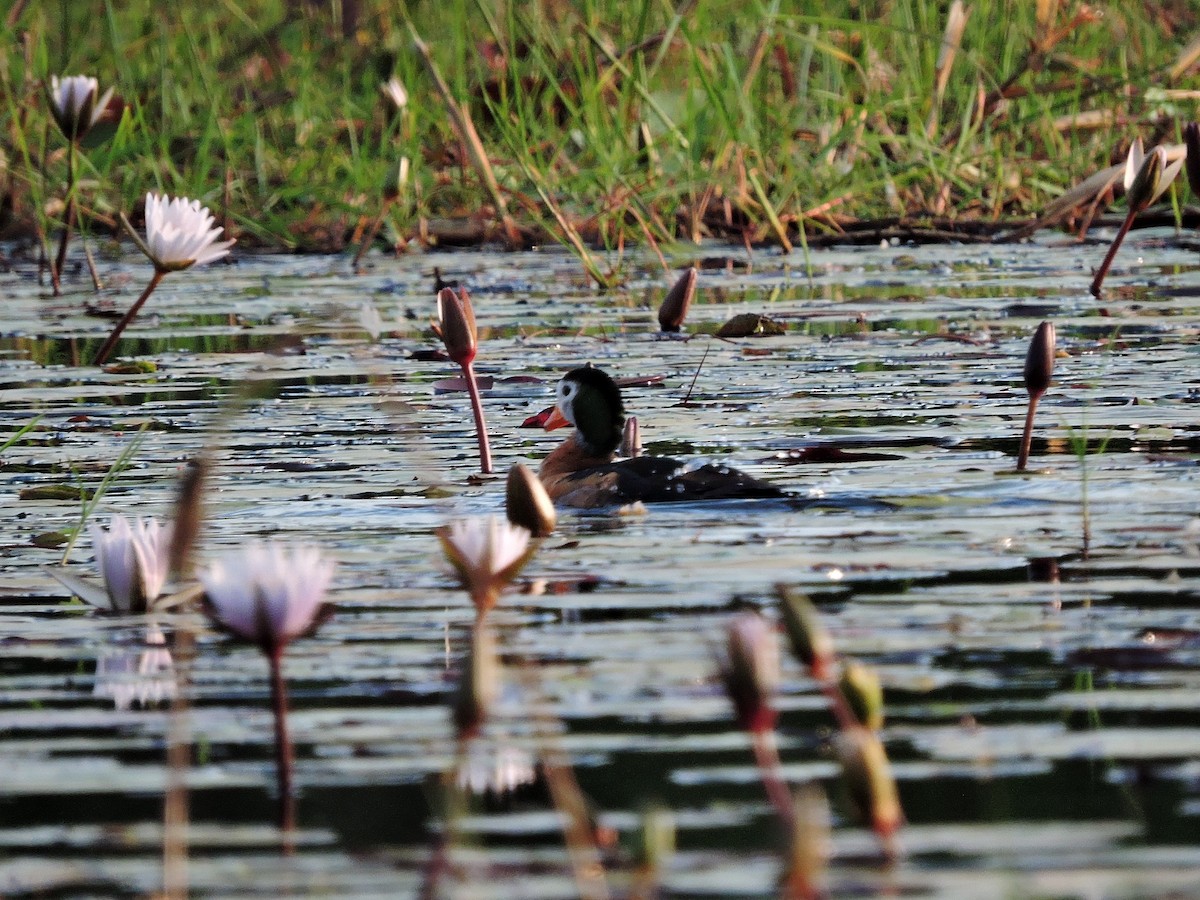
top-left (1023, 321), bottom-right (1056, 398)
top-left (776, 584), bottom-right (835, 681)
top-left (434, 287), bottom-right (477, 367)
top-left (783, 783), bottom-right (831, 900)
top-left (505, 463), bottom-right (556, 537)
top-left (839, 660), bottom-right (885, 732)
top-left (658, 267), bottom-right (697, 332)
top-left (453, 622), bottom-right (499, 742)
top-left (381, 75), bottom-right (408, 111)
top-left (1126, 146), bottom-right (1163, 213)
top-left (620, 415), bottom-right (641, 458)
top-left (631, 804), bottom-right (676, 871)
top-left (838, 728), bottom-right (903, 855)
top-left (1186, 123), bottom-right (1200, 199)
top-left (718, 611), bottom-right (780, 734)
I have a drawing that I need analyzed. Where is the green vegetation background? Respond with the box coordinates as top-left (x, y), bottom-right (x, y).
top-left (5, 0), bottom-right (1197, 253)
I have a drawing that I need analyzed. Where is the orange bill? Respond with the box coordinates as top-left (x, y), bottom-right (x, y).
top-left (543, 407), bottom-right (570, 430)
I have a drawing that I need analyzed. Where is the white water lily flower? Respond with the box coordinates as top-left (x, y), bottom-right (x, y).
top-left (381, 76), bottom-right (408, 110)
top-left (88, 514), bottom-right (171, 612)
top-left (437, 516), bottom-right (535, 615)
top-left (199, 542), bottom-right (334, 655)
top-left (141, 193), bottom-right (236, 272)
top-left (50, 74), bottom-right (114, 141)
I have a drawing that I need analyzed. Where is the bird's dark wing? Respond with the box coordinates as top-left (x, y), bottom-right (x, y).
top-left (560, 456), bottom-right (788, 505)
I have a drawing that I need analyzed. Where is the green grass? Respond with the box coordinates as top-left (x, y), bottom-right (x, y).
top-left (4, 0), bottom-right (1196, 268)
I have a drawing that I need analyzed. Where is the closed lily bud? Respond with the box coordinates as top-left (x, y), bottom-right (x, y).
top-left (1186, 123), bottom-right (1200, 199)
top-left (838, 728), bottom-right (903, 856)
top-left (839, 660), bottom-right (885, 732)
top-left (718, 611), bottom-right (780, 734)
top-left (453, 622), bottom-right (500, 742)
top-left (783, 783), bottom-right (831, 900)
top-left (658, 267), bottom-right (697, 332)
top-left (620, 415), bottom-right (641, 458)
top-left (434, 286), bottom-right (477, 367)
top-left (1023, 321), bottom-right (1056, 398)
top-left (631, 804), bottom-right (676, 872)
top-left (1126, 145), bottom-right (1163, 213)
top-left (776, 584), bottom-right (835, 681)
top-left (505, 463), bottom-right (556, 537)
top-left (437, 516), bottom-right (536, 616)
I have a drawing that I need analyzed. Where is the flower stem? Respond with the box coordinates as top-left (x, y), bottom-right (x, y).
top-left (462, 361), bottom-right (493, 474)
top-left (93, 269), bottom-right (165, 366)
top-left (1017, 391), bottom-right (1042, 472)
top-left (268, 649), bottom-right (296, 852)
top-left (750, 727), bottom-right (796, 833)
top-left (1089, 208), bottom-right (1136, 298)
top-left (53, 141), bottom-right (77, 296)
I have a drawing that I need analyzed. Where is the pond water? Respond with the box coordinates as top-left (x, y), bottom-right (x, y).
top-left (3, 231), bottom-right (1200, 898)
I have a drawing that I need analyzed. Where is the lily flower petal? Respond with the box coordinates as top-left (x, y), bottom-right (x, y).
top-left (140, 193), bottom-right (235, 272)
top-left (199, 542), bottom-right (334, 655)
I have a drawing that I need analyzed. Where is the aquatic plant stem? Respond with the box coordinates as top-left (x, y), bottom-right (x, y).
top-left (93, 270), bottom-right (165, 366)
top-left (461, 361), bottom-right (494, 474)
top-left (1017, 391), bottom-right (1042, 471)
top-left (268, 648), bottom-right (296, 851)
top-left (1089, 208), bottom-right (1136, 297)
top-left (750, 727), bottom-right (796, 833)
top-left (53, 141), bottom-right (76, 296)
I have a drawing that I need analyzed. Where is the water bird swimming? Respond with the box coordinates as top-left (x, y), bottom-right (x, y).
top-left (538, 365), bottom-right (788, 508)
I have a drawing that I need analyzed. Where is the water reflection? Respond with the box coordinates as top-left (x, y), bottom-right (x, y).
top-left (93, 624), bottom-right (176, 710)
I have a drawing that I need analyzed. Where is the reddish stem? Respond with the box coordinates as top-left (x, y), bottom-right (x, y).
top-left (1017, 391), bottom-right (1042, 472)
top-left (751, 727), bottom-right (796, 833)
top-left (93, 270), bottom-right (165, 366)
top-left (461, 361), bottom-right (493, 474)
top-left (1089, 208), bottom-right (1136, 298)
top-left (268, 649), bottom-right (296, 851)
top-left (53, 142), bottom-right (76, 296)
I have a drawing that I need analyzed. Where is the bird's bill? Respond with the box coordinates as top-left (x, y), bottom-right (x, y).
top-left (543, 407), bottom-right (570, 431)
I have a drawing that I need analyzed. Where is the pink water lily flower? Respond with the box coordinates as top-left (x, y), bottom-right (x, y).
top-left (199, 542), bottom-right (334, 656)
top-left (88, 514), bottom-right (171, 612)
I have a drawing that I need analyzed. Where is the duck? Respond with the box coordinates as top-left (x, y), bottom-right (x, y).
top-left (538, 365), bottom-right (789, 508)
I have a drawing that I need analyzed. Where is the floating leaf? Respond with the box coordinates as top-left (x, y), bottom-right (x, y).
top-left (715, 313), bottom-right (786, 337)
